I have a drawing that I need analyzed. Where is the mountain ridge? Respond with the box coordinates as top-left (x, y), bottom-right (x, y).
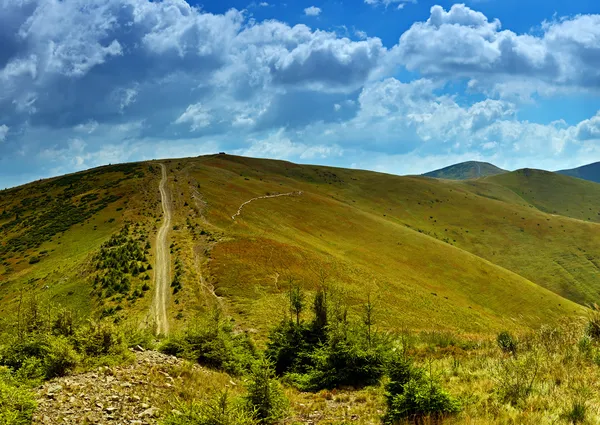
top-left (557, 161), bottom-right (600, 183)
top-left (422, 161), bottom-right (507, 180)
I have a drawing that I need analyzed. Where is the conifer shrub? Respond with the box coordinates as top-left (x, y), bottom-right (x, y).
top-left (300, 330), bottom-right (387, 390)
top-left (244, 358), bottom-right (288, 424)
top-left (73, 321), bottom-right (127, 357)
top-left (159, 311), bottom-right (257, 376)
top-left (0, 369), bottom-right (36, 425)
top-left (43, 336), bottom-right (80, 378)
top-left (384, 355), bottom-right (460, 424)
top-left (266, 286), bottom-right (388, 391)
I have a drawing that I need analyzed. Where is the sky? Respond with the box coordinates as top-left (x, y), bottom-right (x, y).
top-left (1, 0), bottom-right (600, 188)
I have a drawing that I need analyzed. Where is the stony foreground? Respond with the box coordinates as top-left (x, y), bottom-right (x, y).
top-left (32, 349), bottom-right (203, 425)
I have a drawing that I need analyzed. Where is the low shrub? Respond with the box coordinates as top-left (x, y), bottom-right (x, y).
top-left (0, 369), bottom-right (37, 425)
top-left (301, 335), bottom-right (387, 390)
top-left (497, 331), bottom-right (517, 355)
top-left (384, 355), bottom-right (460, 424)
top-left (159, 312), bottom-right (257, 375)
top-left (74, 320), bottom-right (127, 358)
top-left (562, 400), bottom-right (586, 424)
top-left (162, 391), bottom-right (257, 425)
top-left (493, 350), bottom-right (540, 406)
top-left (43, 336), bottom-right (79, 378)
top-left (244, 358), bottom-right (288, 424)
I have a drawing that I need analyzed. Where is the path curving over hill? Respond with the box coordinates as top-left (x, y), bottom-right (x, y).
top-left (152, 163), bottom-right (171, 335)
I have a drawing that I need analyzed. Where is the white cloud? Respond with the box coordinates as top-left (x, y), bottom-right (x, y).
top-left (355, 29), bottom-right (368, 40)
top-left (392, 4), bottom-right (600, 96)
top-left (304, 6), bottom-right (321, 16)
top-left (0, 125), bottom-right (9, 142)
top-left (74, 120), bottom-right (99, 134)
top-left (364, 0), bottom-right (416, 8)
top-left (175, 103), bottom-right (213, 131)
top-left (576, 112), bottom-right (600, 140)
top-left (1, 0), bottom-right (600, 187)
top-left (236, 129), bottom-right (343, 160)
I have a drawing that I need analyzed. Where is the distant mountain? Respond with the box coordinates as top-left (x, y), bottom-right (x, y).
top-left (556, 162), bottom-right (600, 183)
top-left (423, 161), bottom-right (507, 180)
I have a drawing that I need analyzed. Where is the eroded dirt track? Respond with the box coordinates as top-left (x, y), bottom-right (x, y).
top-left (152, 163), bottom-right (171, 335)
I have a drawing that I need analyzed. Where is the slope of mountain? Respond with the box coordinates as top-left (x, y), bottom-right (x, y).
top-left (422, 161), bottom-right (507, 180)
top-left (6, 155), bottom-right (600, 339)
top-left (487, 168), bottom-right (600, 223)
top-left (557, 161), bottom-right (600, 183)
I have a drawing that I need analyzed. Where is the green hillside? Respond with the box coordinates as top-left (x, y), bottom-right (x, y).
top-left (487, 168), bottom-right (600, 222)
top-left (7, 154), bottom-right (600, 424)
top-left (0, 163), bottom-right (161, 320)
top-left (6, 155), bottom-right (600, 339)
top-left (557, 161), bottom-right (600, 183)
top-left (422, 161), bottom-right (507, 180)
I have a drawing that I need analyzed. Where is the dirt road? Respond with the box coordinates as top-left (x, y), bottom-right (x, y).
top-left (153, 163), bottom-right (171, 335)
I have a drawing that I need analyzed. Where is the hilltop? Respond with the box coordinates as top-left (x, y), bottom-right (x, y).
top-left (557, 161), bottom-right (600, 183)
top-left (422, 161), bottom-right (507, 180)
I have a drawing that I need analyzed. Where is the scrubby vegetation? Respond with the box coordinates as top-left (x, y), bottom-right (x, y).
top-left (91, 223), bottom-right (152, 312)
top-left (0, 369), bottom-right (36, 425)
top-left (159, 309), bottom-right (257, 376)
top-left (266, 286), bottom-right (390, 391)
top-left (0, 163), bottom-right (144, 259)
top-left (159, 287), bottom-right (600, 424)
top-left (0, 297), bottom-right (156, 423)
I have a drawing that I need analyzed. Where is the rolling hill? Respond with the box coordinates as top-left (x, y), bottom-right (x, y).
top-left (5, 155), bottom-right (600, 340)
top-left (557, 161), bottom-right (600, 183)
top-left (422, 161), bottom-right (507, 180)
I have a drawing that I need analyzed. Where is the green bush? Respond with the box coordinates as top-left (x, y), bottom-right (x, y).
top-left (562, 400), bottom-right (586, 424)
top-left (384, 356), bottom-right (460, 424)
top-left (43, 336), bottom-right (79, 378)
top-left (494, 350), bottom-right (540, 406)
top-left (266, 289), bottom-right (388, 392)
top-left (497, 331), bottom-right (517, 355)
top-left (73, 321), bottom-right (126, 357)
top-left (301, 334), bottom-right (386, 390)
top-left (265, 320), bottom-right (315, 376)
top-left (385, 377), bottom-right (461, 424)
top-left (0, 334), bottom-right (49, 372)
top-left (244, 359), bottom-right (288, 424)
top-left (0, 369), bottom-right (36, 425)
top-left (159, 312), bottom-right (257, 375)
top-left (162, 391), bottom-right (257, 425)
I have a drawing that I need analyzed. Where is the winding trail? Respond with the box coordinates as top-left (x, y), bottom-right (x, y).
top-left (231, 191), bottom-right (302, 220)
top-left (153, 163), bottom-right (171, 335)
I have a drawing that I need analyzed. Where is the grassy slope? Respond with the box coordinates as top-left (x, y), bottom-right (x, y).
top-left (160, 155), bottom-right (585, 337)
top-left (422, 161), bottom-right (507, 180)
top-left (5, 155), bottom-right (600, 338)
top-left (488, 169), bottom-right (600, 222)
top-left (0, 163), bottom-right (162, 321)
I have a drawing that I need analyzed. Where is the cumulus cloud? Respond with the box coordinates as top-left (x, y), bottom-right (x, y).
top-left (304, 6), bottom-right (321, 16)
top-left (0, 125), bottom-right (8, 142)
top-left (393, 4), bottom-right (600, 95)
top-left (175, 103), bottom-right (213, 131)
top-left (576, 112), bottom-right (600, 141)
top-left (235, 129), bottom-right (344, 160)
top-left (1, 0), bottom-right (600, 187)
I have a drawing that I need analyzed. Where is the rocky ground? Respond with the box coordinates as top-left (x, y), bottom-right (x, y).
top-left (32, 348), bottom-right (209, 425)
top-left (30, 347), bottom-right (383, 424)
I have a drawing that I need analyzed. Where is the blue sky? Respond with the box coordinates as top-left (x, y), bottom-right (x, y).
top-left (1, 0), bottom-right (600, 188)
